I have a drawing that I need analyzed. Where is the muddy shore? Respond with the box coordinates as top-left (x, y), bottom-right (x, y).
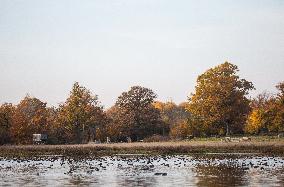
top-left (1, 141), bottom-right (284, 158)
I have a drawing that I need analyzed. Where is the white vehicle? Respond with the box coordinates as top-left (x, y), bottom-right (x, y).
top-left (33, 134), bottom-right (48, 144)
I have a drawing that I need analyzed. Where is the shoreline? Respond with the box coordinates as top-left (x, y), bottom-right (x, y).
top-left (1, 141), bottom-right (284, 158)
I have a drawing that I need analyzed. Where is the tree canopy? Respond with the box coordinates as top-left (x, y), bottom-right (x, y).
top-left (10, 96), bottom-right (50, 144)
top-left (56, 82), bottom-right (106, 143)
top-left (113, 86), bottom-right (165, 141)
top-left (0, 103), bottom-right (14, 145)
top-left (0, 65), bottom-right (283, 145)
top-left (245, 82), bottom-right (284, 134)
top-left (188, 62), bottom-right (254, 136)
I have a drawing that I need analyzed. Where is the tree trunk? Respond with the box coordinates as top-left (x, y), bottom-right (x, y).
top-left (226, 123), bottom-right (230, 136)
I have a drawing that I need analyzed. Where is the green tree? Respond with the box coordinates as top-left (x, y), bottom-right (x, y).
top-left (114, 86), bottom-right (165, 141)
top-left (188, 62), bottom-right (254, 136)
top-left (0, 103), bottom-right (14, 145)
top-left (56, 82), bottom-right (106, 144)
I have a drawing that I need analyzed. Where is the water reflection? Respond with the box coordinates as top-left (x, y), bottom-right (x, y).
top-left (276, 168), bottom-right (284, 186)
top-left (68, 175), bottom-right (93, 186)
top-left (120, 176), bottom-right (157, 187)
top-left (194, 164), bottom-right (248, 187)
top-left (0, 154), bottom-right (283, 187)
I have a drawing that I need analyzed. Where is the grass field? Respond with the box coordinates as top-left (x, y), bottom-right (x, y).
top-left (190, 135), bottom-right (284, 142)
top-left (1, 137), bottom-right (284, 158)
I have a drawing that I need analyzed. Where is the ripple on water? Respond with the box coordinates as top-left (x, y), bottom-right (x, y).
top-left (0, 154), bottom-right (283, 187)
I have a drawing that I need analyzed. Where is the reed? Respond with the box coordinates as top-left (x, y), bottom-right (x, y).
top-left (0, 140), bottom-right (284, 158)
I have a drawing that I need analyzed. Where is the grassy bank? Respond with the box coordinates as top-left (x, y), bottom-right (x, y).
top-left (1, 140), bottom-right (284, 158)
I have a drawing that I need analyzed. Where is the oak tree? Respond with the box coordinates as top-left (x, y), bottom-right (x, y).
top-left (10, 96), bottom-right (49, 144)
top-left (0, 103), bottom-right (14, 144)
top-left (114, 86), bottom-right (165, 141)
top-left (56, 82), bottom-right (106, 144)
top-left (188, 62), bottom-right (254, 136)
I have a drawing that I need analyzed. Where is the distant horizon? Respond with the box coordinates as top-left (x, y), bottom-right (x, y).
top-left (1, 0), bottom-right (284, 108)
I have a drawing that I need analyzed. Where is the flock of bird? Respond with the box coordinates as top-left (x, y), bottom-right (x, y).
top-left (0, 155), bottom-right (283, 185)
top-left (0, 154), bottom-right (284, 186)
top-left (0, 155), bottom-right (283, 176)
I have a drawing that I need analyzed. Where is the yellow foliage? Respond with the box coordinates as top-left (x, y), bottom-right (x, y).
top-left (170, 121), bottom-right (190, 139)
top-left (245, 109), bottom-right (263, 134)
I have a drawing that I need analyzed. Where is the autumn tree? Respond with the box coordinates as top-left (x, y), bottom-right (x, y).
top-left (169, 120), bottom-right (190, 139)
top-left (114, 86), bottom-right (166, 141)
top-left (43, 107), bottom-right (59, 144)
top-left (245, 92), bottom-right (274, 134)
top-left (103, 106), bottom-right (124, 142)
top-left (153, 101), bottom-right (190, 128)
top-left (153, 101), bottom-right (191, 139)
top-left (245, 109), bottom-right (266, 134)
top-left (245, 83), bottom-right (284, 135)
top-left (188, 62), bottom-right (254, 136)
top-left (56, 82), bottom-right (106, 144)
top-left (0, 103), bottom-right (14, 145)
top-left (10, 96), bottom-right (50, 144)
top-left (272, 82), bottom-right (284, 133)
top-left (250, 92), bottom-right (273, 110)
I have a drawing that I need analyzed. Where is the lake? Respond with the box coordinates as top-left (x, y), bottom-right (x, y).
top-left (0, 154), bottom-right (283, 186)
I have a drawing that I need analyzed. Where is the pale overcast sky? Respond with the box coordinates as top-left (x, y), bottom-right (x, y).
top-left (1, 0), bottom-right (284, 108)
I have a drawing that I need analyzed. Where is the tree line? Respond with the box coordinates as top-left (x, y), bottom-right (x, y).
top-left (0, 62), bottom-right (283, 145)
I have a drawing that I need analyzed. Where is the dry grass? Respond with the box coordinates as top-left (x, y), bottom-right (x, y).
top-left (1, 140), bottom-right (284, 158)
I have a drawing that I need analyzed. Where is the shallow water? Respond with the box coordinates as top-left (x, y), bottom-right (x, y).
top-left (0, 154), bottom-right (283, 187)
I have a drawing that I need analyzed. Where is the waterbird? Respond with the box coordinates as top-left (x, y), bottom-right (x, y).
top-left (154, 172), bottom-right (167, 176)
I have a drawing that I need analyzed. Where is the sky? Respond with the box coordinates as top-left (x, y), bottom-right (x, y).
top-left (0, 0), bottom-right (284, 108)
